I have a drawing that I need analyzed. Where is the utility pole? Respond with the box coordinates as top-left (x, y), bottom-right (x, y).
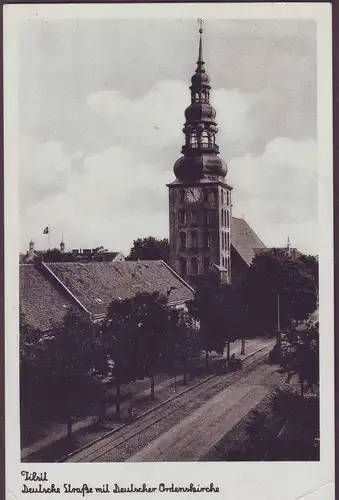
top-left (276, 293), bottom-right (281, 350)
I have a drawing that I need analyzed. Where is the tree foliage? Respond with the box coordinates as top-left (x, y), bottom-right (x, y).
top-left (103, 292), bottom-right (182, 400)
top-left (242, 249), bottom-right (318, 334)
top-left (188, 273), bottom-right (247, 356)
top-left (280, 322), bottom-right (319, 396)
top-left (127, 237), bottom-right (170, 263)
top-left (20, 308), bottom-right (105, 435)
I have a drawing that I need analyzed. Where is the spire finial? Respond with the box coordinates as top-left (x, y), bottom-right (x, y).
top-left (197, 18), bottom-right (204, 63)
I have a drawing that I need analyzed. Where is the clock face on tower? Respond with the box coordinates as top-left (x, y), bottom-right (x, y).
top-left (185, 188), bottom-right (202, 203)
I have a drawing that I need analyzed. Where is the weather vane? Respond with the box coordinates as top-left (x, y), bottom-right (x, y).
top-left (197, 18), bottom-right (204, 33)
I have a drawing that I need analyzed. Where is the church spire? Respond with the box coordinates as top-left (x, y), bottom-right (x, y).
top-left (173, 20), bottom-right (227, 182)
top-left (197, 18), bottom-right (204, 66)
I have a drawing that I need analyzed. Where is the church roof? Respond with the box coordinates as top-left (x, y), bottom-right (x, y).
top-left (20, 264), bottom-right (75, 332)
top-left (42, 260), bottom-right (194, 320)
top-left (231, 216), bottom-right (266, 265)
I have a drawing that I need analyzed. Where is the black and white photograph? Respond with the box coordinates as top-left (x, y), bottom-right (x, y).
top-left (4, 2), bottom-right (334, 499)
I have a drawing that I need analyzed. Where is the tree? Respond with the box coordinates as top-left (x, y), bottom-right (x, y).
top-left (170, 310), bottom-right (201, 385)
top-left (104, 292), bottom-right (178, 403)
top-left (39, 248), bottom-right (77, 262)
top-left (242, 249), bottom-right (318, 335)
top-left (45, 309), bottom-right (105, 437)
top-left (127, 237), bottom-right (170, 263)
top-left (188, 274), bottom-right (246, 367)
top-left (280, 322), bottom-right (319, 397)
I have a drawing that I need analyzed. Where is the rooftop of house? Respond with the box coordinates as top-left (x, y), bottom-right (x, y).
top-left (20, 264), bottom-right (76, 332)
top-left (20, 260), bottom-right (195, 329)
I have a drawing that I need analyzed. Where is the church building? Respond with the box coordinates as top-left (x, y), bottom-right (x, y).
top-left (168, 24), bottom-right (232, 284)
top-left (167, 24), bottom-right (271, 285)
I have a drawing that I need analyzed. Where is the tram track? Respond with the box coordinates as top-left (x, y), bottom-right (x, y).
top-left (62, 344), bottom-right (273, 463)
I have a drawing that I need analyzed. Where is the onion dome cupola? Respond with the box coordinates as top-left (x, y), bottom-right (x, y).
top-left (174, 21), bottom-right (228, 182)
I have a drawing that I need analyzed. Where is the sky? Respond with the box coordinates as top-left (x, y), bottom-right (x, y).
top-left (18, 17), bottom-right (317, 255)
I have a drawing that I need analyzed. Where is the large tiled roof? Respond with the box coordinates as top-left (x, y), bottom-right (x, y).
top-left (44, 260), bottom-right (194, 318)
top-left (20, 265), bottom-right (75, 332)
top-left (231, 216), bottom-right (266, 266)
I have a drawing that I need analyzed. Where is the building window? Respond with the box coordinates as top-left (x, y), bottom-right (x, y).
top-left (226, 210), bottom-right (230, 228)
top-left (203, 232), bottom-right (211, 249)
top-left (221, 231), bottom-right (225, 250)
top-left (179, 190), bottom-right (185, 204)
top-left (226, 190), bottom-right (230, 206)
top-left (179, 232), bottom-right (186, 250)
top-left (226, 231), bottom-right (229, 250)
top-left (204, 189), bottom-right (209, 202)
top-left (191, 211), bottom-right (197, 224)
top-left (190, 133), bottom-right (198, 147)
top-left (179, 210), bottom-right (186, 224)
top-left (201, 131), bottom-right (209, 146)
top-left (191, 257), bottom-right (198, 275)
top-left (179, 257), bottom-right (187, 276)
top-left (222, 257), bottom-right (225, 268)
top-left (204, 210), bottom-right (210, 225)
top-left (204, 257), bottom-right (209, 271)
top-left (191, 231), bottom-right (197, 248)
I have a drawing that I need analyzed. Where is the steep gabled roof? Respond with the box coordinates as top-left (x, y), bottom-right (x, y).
top-left (20, 264), bottom-right (76, 332)
top-left (231, 216), bottom-right (266, 266)
top-left (43, 260), bottom-right (194, 319)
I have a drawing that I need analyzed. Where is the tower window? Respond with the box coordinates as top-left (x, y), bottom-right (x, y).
top-left (204, 210), bottom-right (210, 225)
top-left (179, 257), bottom-right (187, 276)
top-left (204, 189), bottom-right (209, 202)
top-left (221, 209), bottom-right (224, 227)
top-left (190, 133), bottom-right (198, 147)
top-left (226, 190), bottom-right (230, 206)
top-left (203, 232), bottom-right (211, 249)
top-left (204, 257), bottom-right (210, 271)
top-left (191, 211), bottom-right (197, 224)
top-left (191, 257), bottom-right (199, 275)
top-left (222, 257), bottom-right (225, 268)
top-left (179, 210), bottom-right (186, 225)
top-left (221, 231), bottom-right (225, 250)
top-left (226, 210), bottom-right (230, 228)
top-left (226, 231), bottom-right (229, 250)
top-left (191, 231), bottom-right (197, 248)
top-left (179, 190), bottom-right (185, 204)
top-left (179, 232), bottom-right (186, 250)
top-left (201, 131), bottom-right (209, 146)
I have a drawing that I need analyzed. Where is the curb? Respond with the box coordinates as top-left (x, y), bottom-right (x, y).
top-left (57, 342), bottom-right (273, 463)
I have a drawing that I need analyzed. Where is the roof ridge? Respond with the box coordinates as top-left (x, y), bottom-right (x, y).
top-left (160, 260), bottom-right (195, 294)
top-left (41, 261), bottom-right (91, 315)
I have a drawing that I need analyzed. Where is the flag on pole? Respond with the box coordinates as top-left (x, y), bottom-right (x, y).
top-left (43, 226), bottom-right (49, 234)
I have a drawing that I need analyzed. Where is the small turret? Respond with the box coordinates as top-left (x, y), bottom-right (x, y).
top-left (60, 235), bottom-right (65, 253)
top-left (29, 239), bottom-right (34, 253)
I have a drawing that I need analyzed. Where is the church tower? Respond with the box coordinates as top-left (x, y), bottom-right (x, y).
top-left (168, 22), bottom-right (232, 283)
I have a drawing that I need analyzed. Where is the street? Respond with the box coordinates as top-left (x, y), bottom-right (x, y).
top-left (66, 342), bottom-right (279, 462)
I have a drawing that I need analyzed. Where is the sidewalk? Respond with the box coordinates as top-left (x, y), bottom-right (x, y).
top-left (21, 338), bottom-right (273, 462)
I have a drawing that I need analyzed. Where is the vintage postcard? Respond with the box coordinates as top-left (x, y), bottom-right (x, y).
top-left (4, 2), bottom-right (334, 499)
